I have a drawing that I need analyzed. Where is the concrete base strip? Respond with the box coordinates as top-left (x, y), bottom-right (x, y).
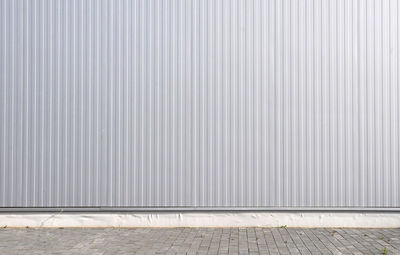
top-left (0, 212), bottom-right (399, 228)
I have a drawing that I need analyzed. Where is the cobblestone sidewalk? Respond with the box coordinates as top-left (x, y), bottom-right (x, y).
top-left (0, 227), bottom-right (399, 254)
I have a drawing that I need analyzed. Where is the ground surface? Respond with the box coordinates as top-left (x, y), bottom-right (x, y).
top-left (0, 228), bottom-right (399, 254)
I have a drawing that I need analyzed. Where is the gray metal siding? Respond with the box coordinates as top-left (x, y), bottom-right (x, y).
top-left (0, 0), bottom-right (399, 208)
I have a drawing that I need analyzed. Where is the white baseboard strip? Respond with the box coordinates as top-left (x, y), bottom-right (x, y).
top-left (0, 212), bottom-right (399, 228)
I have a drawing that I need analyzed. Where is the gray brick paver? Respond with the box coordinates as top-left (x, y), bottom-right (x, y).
top-left (0, 227), bottom-right (399, 254)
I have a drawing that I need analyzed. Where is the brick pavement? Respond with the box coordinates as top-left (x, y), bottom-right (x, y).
top-left (0, 227), bottom-right (399, 254)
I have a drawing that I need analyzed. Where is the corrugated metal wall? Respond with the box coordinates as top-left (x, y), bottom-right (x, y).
top-left (1, 0), bottom-right (399, 208)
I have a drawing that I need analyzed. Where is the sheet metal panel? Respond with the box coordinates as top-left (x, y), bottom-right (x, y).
top-left (0, 0), bottom-right (399, 208)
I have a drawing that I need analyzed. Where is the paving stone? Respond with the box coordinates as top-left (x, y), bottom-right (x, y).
top-left (0, 227), bottom-right (399, 254)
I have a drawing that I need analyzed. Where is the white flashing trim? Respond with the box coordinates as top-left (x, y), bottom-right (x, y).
top-left (0, 212), bottom-right (399, 228)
